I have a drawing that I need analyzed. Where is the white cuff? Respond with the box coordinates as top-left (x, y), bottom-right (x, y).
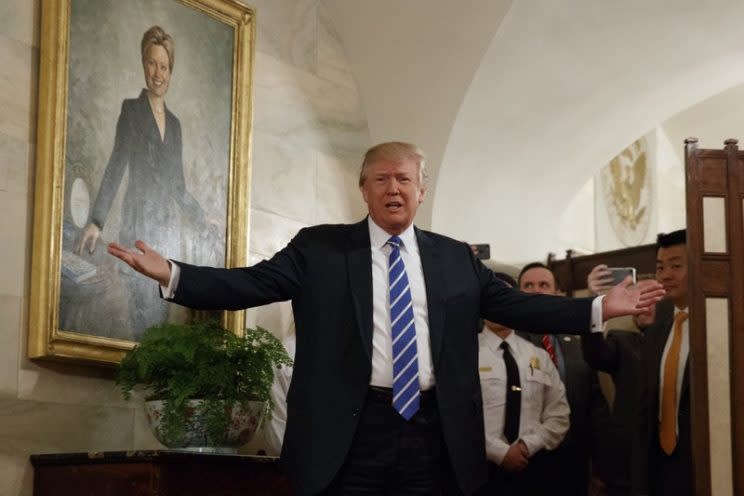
top-left (486, 439), bottom-right (510, 465)
top-left (590, 295), bottom-right (606, 333)
top-left (160, 261), bottom-right (180, 300)
top-left (520, 435), bottom-right (543, 457)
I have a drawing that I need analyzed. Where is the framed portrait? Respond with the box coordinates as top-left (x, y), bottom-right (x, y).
top-left (29, 0), bottom-right (255, 365)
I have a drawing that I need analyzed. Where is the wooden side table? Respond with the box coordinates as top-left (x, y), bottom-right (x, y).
top-left (31, 450), bottom-right (292, 496)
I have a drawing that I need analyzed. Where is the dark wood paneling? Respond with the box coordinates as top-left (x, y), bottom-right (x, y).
top-left (31, 451), bottom-right (292, 496)
top-left (699, 258), bottom-right (731, 296)
top-left (685, 138), bottom-right (712, 496)
top-left (695, 157), bottom-right (728, 192)
top-left (548, 244), bottom-right (657, 296)
top-left (728, 150), bottom-right (744, 495)
top-left (686, 138), bottom-right (744, 495)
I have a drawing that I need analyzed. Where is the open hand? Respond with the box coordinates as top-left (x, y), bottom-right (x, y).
top-left (108, 240), bottom-right (171, 287)
top-left (602, 276), bottom-right (665, 320)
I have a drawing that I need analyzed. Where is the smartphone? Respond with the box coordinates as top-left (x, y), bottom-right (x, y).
top-left (607, 267), bottom-right (637, 285)
top-left (470, 244), bottom-right (490, 260)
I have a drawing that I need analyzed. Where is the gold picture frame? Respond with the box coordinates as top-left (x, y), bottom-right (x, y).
top-left (29, 0), bottom-right (254, 365)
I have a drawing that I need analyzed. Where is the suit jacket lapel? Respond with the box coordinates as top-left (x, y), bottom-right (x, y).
top-left (416, 227), bottom-right (446, 368)
top-left (347, 220), bottom-right (374, 361)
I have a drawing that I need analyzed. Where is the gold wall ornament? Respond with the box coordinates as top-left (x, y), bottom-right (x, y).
top-left (600, 138), bottom-right (653, 246)
top-left (29, 0), bottom-right (255, 365)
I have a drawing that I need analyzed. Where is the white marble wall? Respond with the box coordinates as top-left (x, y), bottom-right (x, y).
top-left (242, 0), bottom-right (370, 453)
top-left (0, 0), bottom-right (369, 493)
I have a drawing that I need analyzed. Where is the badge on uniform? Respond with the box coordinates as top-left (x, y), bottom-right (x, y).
top-left (529, 356), bottom-right (541, 375)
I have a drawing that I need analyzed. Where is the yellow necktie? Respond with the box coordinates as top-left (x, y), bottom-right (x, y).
top-left (659, 310), bottom-right (689, 455)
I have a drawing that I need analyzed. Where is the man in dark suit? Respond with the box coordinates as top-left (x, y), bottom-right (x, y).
top-left (581, 327), bottom-right (648, 496)
top-left (583, 229), bottom-right (691, 496)
top-left (108, 142), bottom-right (664, 496)
top-left (517, 263), bottom-right (611, 496)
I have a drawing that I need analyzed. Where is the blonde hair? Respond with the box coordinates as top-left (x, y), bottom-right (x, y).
top-left (358, 142), bottom-right (427, 187)
top-left (141, 26), bottom-right (175, 72)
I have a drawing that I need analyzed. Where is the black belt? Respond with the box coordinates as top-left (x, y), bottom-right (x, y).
top-left (367, 386), bottom-right (437, 408)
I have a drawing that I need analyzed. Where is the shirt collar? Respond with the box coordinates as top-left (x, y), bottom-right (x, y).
top-left (367, 217), bottom-right (417, 253)
top-left (674, 306), bottom-right (689, 327)
top-left (481, 328), bottom-right (515, 354)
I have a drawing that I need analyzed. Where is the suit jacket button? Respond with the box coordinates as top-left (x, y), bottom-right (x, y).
top-left (352, 407), bottom-right (360, 416)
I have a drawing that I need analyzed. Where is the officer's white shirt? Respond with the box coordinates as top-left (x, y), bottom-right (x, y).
top-left (478, 329), bottom-right (570, 464)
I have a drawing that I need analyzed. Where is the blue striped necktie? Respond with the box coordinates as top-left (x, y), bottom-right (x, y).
top-left (386, 235), bottom-right (420, 420)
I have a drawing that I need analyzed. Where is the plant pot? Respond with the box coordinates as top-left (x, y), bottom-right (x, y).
top-left (145, 399), bottom-right (267, 454)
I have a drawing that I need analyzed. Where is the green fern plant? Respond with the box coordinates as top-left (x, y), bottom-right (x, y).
top-left (117, 321), bottom-right (293, 447)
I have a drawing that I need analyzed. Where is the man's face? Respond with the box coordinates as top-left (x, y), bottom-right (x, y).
top-left (360, 158), bottom-right (425, 235)
top-left (519, 267), bottom-right (557, 295)
top-left (656, 244), bottom-right (688, 307)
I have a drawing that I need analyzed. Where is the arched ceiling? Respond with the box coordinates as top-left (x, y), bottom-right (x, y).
top-left (322, 0), bottom-right (744, 262)
top-left (321, 0), bottom-right (514, 227)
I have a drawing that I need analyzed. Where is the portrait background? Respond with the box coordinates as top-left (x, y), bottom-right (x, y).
top-left (61, 0), bottom-right (234, 341)
top-left (3, 0), bottom-right (370, 491)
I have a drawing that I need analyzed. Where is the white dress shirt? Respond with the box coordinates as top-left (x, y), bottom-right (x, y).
top-left (658, 306), bottom-right (690, 429)
top-left (368, 218), bottom-right (434, 390)
top-left (478, 329), bottom-right (570, 465)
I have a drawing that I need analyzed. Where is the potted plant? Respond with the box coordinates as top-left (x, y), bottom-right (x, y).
top-left (117, 320), bottom-right (293, 453)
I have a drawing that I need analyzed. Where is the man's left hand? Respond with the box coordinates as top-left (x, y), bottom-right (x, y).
top-left (602, 276), bottom-right (665, 320)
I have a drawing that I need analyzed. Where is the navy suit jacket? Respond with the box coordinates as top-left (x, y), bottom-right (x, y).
top-left (170, 219), bottom-right (595, 495)
top-left (582, 299), bottom-right (692, 496)
top-left (582, 330), bottom-right (648, 494)
top-left (644, 300), bottom-right (692, 496)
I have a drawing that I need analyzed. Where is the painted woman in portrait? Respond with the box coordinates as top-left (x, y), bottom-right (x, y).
top-left (76, 26), bottom-right (218, 336)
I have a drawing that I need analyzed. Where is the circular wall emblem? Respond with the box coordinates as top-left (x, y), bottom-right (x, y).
top-left (600, 138), bottom-right (652, 246)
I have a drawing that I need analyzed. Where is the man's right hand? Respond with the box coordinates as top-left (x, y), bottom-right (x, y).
top-left (500, 441), bottom-right (529, 472)
top-left (108, 240), bottom-right (172, 287)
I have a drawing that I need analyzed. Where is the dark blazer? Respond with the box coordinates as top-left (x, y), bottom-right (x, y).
top-left (91, 89), bottom-right (205, 247)
top-left (90, 89), bottom-right (213, 334)
top-left (643, 300), bottom-right (692, 496)
top-left (171, 220), bottom-right (595, 495)
top-left (582, 330), bottom-right (648, 495)
top-left (523, 333), bottom-right (611, 496)
top-left (582, 299), bottom-right (692, 496)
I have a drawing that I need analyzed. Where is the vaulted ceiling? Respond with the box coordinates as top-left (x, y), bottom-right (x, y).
top-left (323, 0), bottom-right (744, 262)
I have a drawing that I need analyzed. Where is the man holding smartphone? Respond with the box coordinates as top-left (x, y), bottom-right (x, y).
top-left (584, 229), bottom-right (691, 496)
top-left (517, 262), bottom-right (611, 496)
